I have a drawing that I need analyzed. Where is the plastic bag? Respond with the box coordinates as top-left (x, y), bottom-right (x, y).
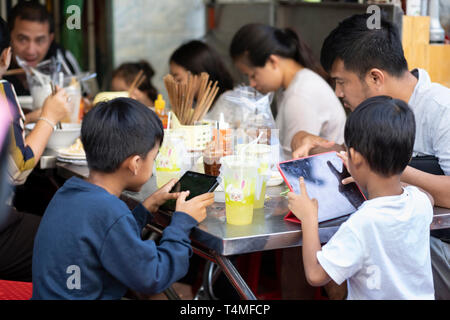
top-left (206, 85), bottom-right (276, 130)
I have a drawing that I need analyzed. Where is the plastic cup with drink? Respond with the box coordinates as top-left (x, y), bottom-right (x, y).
top-left (237, 143), bottom-right (271, 209)
top-left (203, 127), bottom-right (233, 177)
top-left (155, 129), bottom-right (187, 188)
top-left (62, 77), bottom-right (82, 123)
top-left (220, 155), bottom-right (258, 226)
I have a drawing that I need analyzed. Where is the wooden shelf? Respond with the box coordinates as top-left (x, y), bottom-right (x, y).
top-left (402, 15), bottom-right (450, 88)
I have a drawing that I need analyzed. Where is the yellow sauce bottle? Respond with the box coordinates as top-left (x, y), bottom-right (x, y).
top-left (155, 94), bottom-right (168, 129)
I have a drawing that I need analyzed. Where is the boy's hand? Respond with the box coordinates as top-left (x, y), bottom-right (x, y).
top-left (176, 192), bottom-right (215, 223)
top-left (287, 177), bottom-right (318, 224)
top-left (336, 151), bottom-right (355, 185)
top-left (143, 178), bottom-right (180, 213)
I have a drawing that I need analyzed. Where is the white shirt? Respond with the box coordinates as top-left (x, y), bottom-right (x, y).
top-left (317, 186), bottom-right (435, 300)
top-left (409, 69), bottom-right (450, 175)
top-left (276, 68), bottom-right (346, 161)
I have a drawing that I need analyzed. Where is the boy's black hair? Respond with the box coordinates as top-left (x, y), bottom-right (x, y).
top-left (81, 98), bottom-right (164, 173)
top-left (345, 96), bottom-right (415, 177)
top-left (320, 14), bottom-right (408, 79)
top-left (8, 0), bottom-right (55, 34)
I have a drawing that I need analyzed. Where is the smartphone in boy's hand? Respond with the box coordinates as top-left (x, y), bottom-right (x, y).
top-left (143, 179), bottom-right (181, 213)
top-left (176, 192), bottom-right (215, 223)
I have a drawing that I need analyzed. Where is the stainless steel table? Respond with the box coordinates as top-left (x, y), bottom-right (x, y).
top-left (56, 162), bottom-right (450, 300)
top-left (39, 149), bottom-right (58, 170)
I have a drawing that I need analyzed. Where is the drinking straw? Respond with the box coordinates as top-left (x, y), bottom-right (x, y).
top-left (59, 72), bottom-right (64, 88)
top-left (280, 189), bottom-right (290, 197)
top-left (167, 111), bottom-right (172, 132)
top-left (31, 67), bottom-right (46, 87)
top-left (78, 72), bottom-right (97, 82)
top-left (240, 131), bottom-right (263, 158)
top-left (216, 120), bottom-right (220, 151)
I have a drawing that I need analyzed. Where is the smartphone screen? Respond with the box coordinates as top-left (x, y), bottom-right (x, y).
top-left (170, 171), bottom-right (219, 200)
top-left (162, 171), bottom-right (219, 211)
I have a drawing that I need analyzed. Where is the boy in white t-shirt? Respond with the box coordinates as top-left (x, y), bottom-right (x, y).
top-left (287, 96), bottom-right (435, 300)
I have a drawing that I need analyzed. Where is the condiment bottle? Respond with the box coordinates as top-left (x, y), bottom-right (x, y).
top-left (155, 94), bottom-right (168, 129)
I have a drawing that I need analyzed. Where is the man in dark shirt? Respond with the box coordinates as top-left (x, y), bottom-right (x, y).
top-left (4, 1), bottom-right (82, 97)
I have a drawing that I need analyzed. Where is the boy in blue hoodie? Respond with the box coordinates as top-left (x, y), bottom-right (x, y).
top-left (32, 98), bottom-right (214, 299)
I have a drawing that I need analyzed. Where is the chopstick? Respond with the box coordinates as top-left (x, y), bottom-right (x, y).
top-left (128, 70), bottom-right (145, 97)
top-left (4, 68), bottom-right (26, 76)
top-left (163, 72), bottom-right (219, 125)
top-left (50, 82), bottom-right (62, 130)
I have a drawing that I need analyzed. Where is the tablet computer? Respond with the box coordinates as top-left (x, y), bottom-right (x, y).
top-left (161, 171), bottom-right (219, 212)
top-left (278, 152), bottom-right (366, 223)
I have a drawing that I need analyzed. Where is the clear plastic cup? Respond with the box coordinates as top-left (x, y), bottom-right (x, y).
top-left (203, 144), bottom-right (223, 177)
top-left (30, 83), bottom-right (52, 110)
top-left (237, 144), bottom-right (272, 209)
top-left (220, 155), bottom-right (258, 226)
top-left (64, 83), bottom-right (82, 123)
top-left (155, 130), bottom-right (186, 188)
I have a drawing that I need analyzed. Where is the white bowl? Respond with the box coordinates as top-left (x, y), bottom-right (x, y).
top-left (26, 123), bottom-right (81, 150)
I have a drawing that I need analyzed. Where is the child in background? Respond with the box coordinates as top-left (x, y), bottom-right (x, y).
top-left (288, 96), bottom-right (435, 299)
top-left (32, 98), bottom-right (214, 300)
top-left (111, 61), bottom-right (158, 107)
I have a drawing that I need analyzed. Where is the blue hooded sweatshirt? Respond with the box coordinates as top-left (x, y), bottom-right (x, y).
top-left (32, 177), bottom-right (198, 300)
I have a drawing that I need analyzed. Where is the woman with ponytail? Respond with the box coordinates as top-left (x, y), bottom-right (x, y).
top-left (230, 24), bottom-right (346, 160)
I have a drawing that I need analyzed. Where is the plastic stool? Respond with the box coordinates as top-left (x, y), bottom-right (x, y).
top-left (0, 280), bottom-right (33, 300)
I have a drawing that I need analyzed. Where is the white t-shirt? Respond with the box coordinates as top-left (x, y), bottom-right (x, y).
top-left (409, 69), bottom-right (450, 175)
top-left (317, 186), bottom-right (435, 300)
top-left (276, 68), bottom-right (346, 160)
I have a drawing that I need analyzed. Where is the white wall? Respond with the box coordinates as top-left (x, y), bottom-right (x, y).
top-left (112, 0), bottom-right (206, 97)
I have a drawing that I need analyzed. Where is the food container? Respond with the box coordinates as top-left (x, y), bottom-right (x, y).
top-left (25, 123), bottom-right (81, 150)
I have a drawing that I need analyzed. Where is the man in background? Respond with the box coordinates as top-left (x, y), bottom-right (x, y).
top-left (4, 0), bottom-right (82, 97)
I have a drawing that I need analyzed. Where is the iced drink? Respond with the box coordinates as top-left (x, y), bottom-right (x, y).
top-left (254, 180), bottom-right (267, 209)
top-left (221, 155), bottom-right (258, 226)
top-left (203, 130), bottom-right (232, 177)
top-left (64, 82), bottom-right (82, 123)
top-left (155, 131), bottom-right (186, 188)
top-left (236, 144), bottom-right (271, 209)
top-left (203, 146), bottom-right (222, 177)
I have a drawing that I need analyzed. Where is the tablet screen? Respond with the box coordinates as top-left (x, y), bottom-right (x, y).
top-left (278, 152), bottom-right (366, 223)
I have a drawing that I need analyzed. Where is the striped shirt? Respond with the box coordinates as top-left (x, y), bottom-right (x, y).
top-left (0, 80), bottom-right (35, 186)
